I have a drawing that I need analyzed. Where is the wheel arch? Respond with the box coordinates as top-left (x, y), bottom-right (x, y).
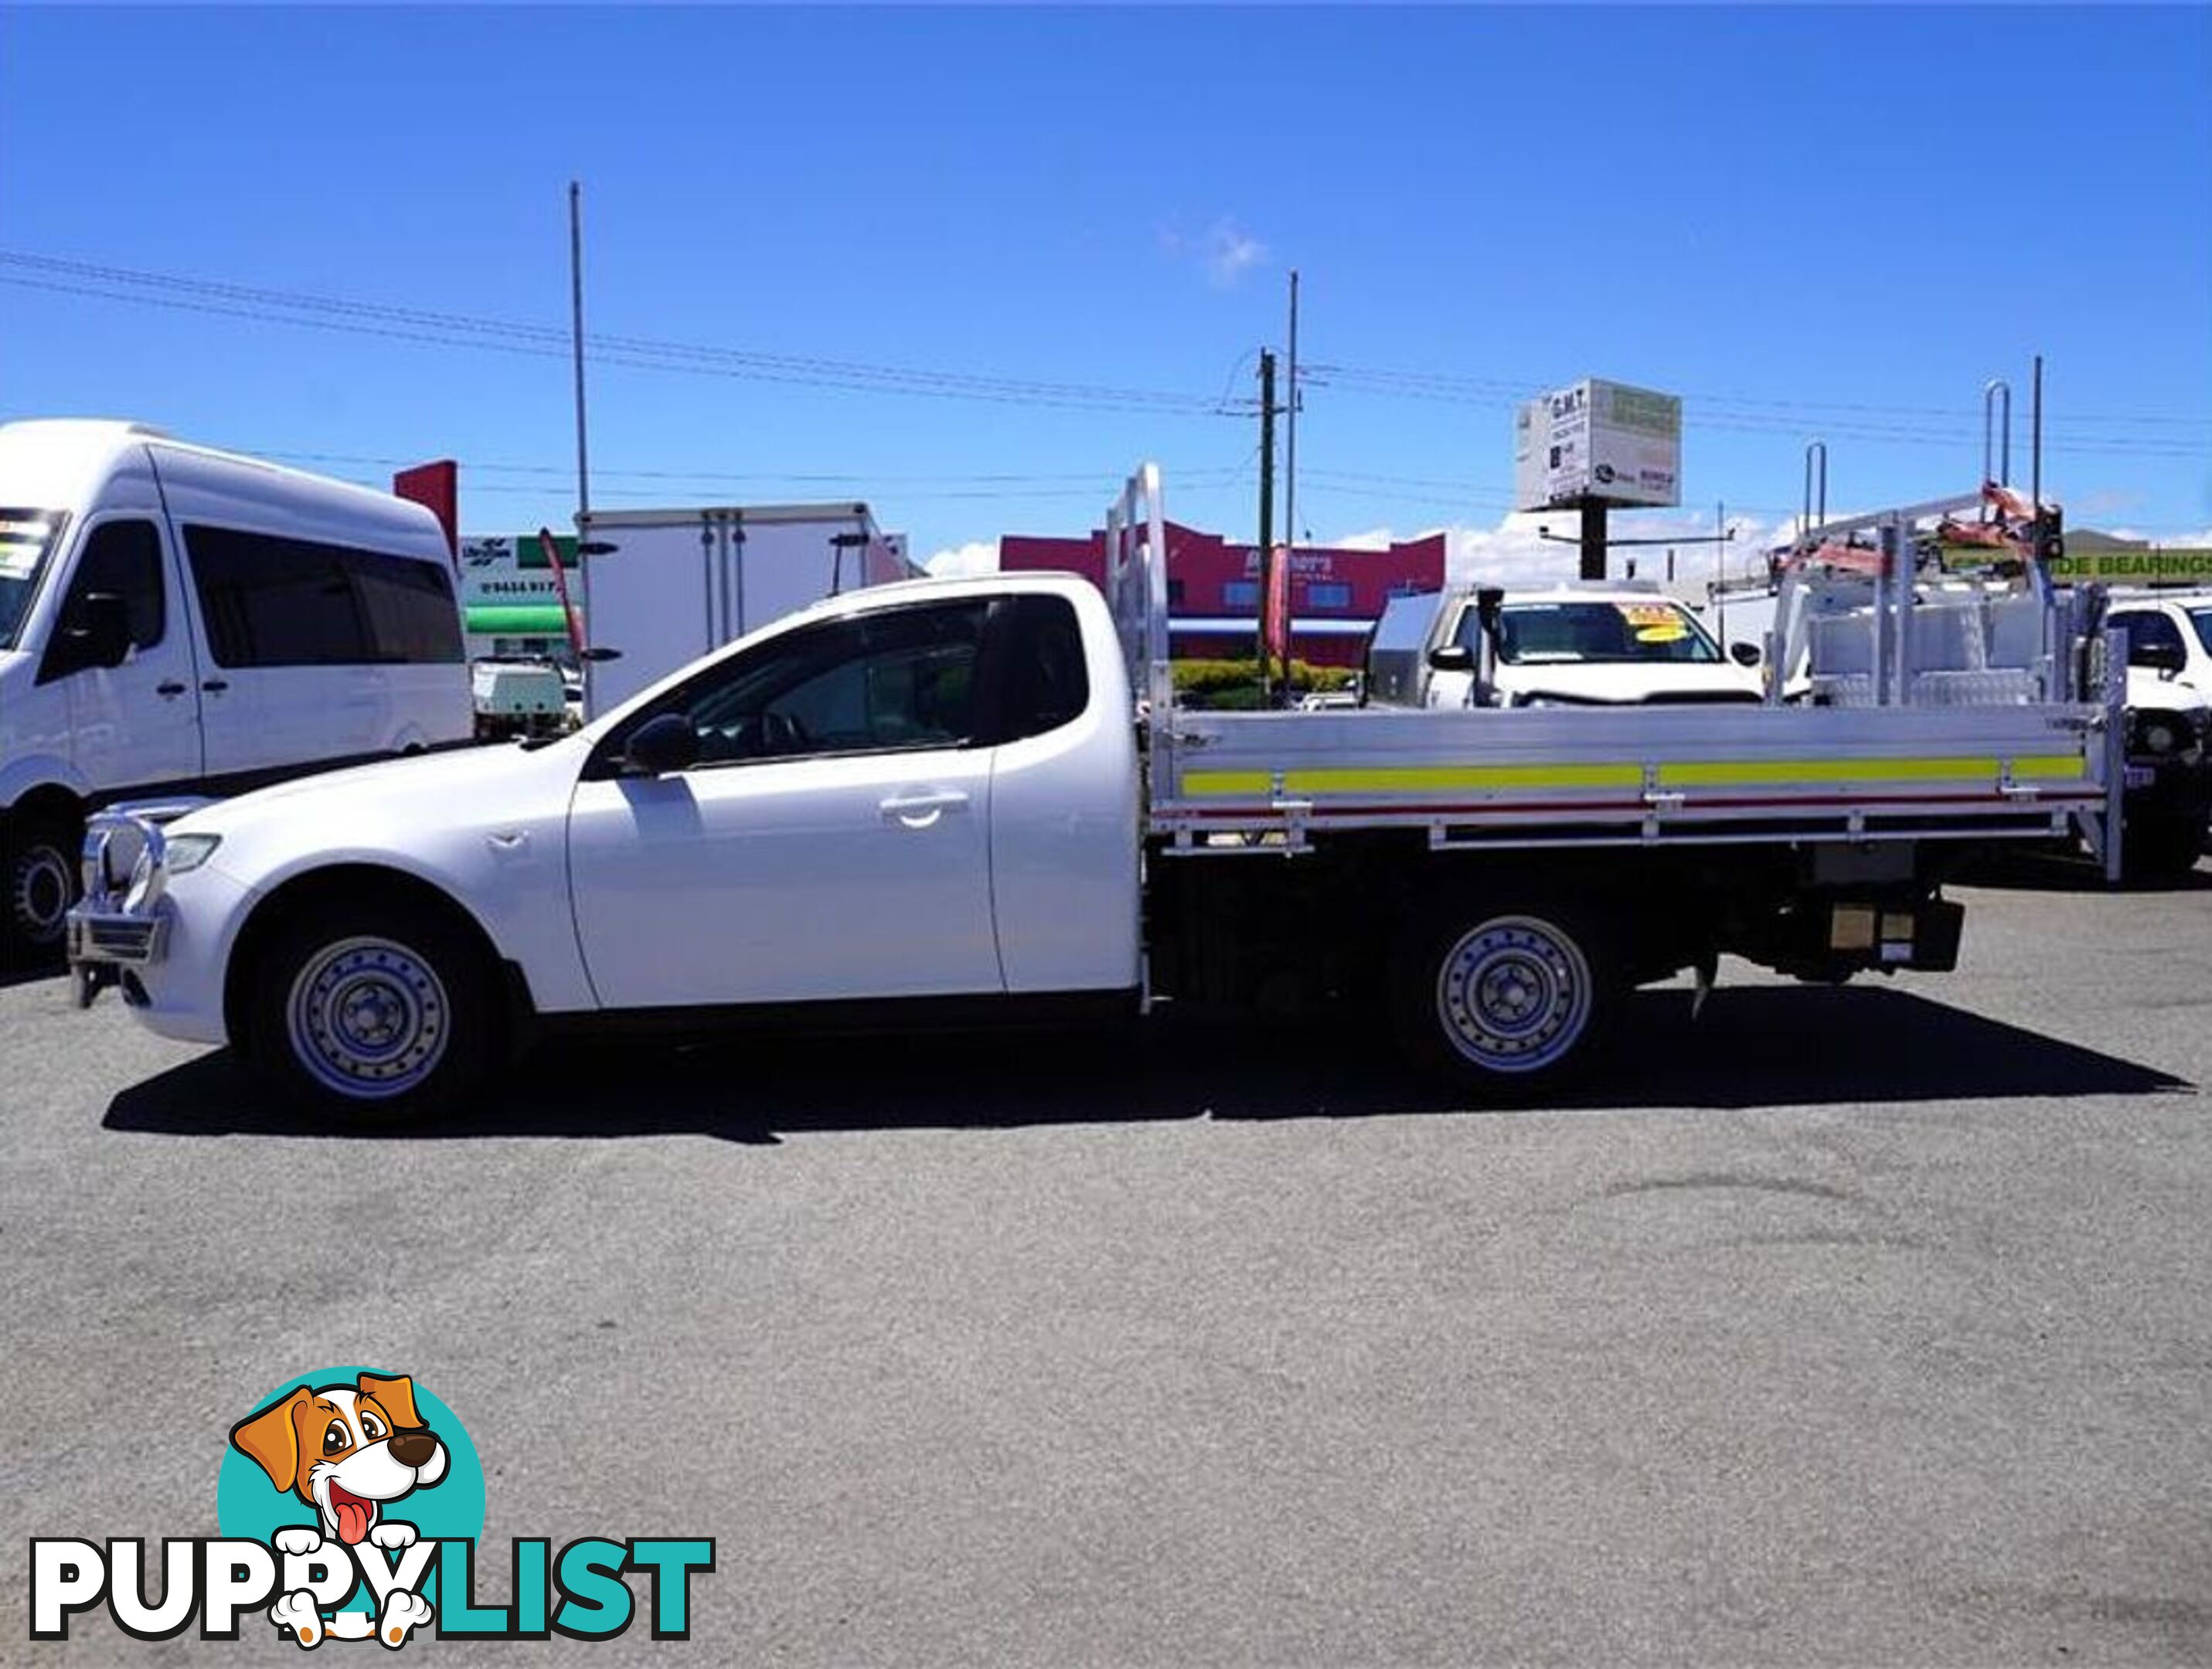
top-left (222, 863), bottom-right (532, 1056)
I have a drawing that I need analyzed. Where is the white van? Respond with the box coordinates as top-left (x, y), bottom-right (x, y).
top-left (0, 420), bottom-right (471, 958)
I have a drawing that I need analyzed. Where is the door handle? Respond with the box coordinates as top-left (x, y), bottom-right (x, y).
top-left (201, 679), bottom-right (230, 693)
top-left (155, 681), bottom-right (187, 698)
top-left (880, 790), bottom-right (969, 825)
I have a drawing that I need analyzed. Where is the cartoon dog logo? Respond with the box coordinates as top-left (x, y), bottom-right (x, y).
top-left (230, 1372), bottom-right (449, 1646)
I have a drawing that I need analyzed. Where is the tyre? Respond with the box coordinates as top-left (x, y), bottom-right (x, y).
top-left (3, 809), bottom-right (82, 969)
top-left (2122, 811), bottom-right (2206, 886)
top-left (245, 896), bottom-right (496, 1121)
top-left (1389, 897), bottom-right (1620, 1101)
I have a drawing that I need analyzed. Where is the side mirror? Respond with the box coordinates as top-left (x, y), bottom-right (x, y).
top-left (70, 592), bottom-right (133, 669)
top-left (2132, 640), bottom-right (2187, 676)
top-left (623, 712), bottom-right (699, 776)
top-left (580, 645), bottom-right (622, 663)
top-left (1730, 641), bottom-right (1762, 668)
top-left (1428, 644), bottom-right (1475, 673)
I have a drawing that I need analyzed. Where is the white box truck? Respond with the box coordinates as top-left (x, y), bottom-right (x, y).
top-left (576, 503), bottom-right (912, 718)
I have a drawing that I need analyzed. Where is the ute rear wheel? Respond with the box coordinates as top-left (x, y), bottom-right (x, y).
top-left (246, 897), bottom-right (495, 1120)
top-left (3, 810), bottom-right (82, 968)
top-left (1390, 899), bottom-right (1620, 1100)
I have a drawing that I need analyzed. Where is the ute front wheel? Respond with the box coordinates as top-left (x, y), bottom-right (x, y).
top-left (247, 899), bottom-right (495, 1120)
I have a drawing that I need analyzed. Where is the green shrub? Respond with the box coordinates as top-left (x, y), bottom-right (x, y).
top-left (1169, 657), bottom-right (1359, 698)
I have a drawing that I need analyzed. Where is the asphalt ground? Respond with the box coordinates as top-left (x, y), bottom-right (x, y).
top-left (4, 858), bottom-right (2210, 1667)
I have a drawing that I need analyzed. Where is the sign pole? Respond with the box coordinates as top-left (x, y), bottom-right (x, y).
top-left (1579, 499), bottom-right (1608, 582)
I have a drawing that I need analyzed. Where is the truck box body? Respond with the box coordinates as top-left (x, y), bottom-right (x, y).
top-left (577, 504), bottom-right (913, 718)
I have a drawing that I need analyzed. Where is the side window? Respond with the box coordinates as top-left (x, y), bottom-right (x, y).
top-left (640, 600), bottom-right (991, 767)
top-left (995, 594), bottom-right (1091, 743)
top-left (2115, 611), bottom-right (2185, 666)
top-left (36, 519), bottom-right (165, 683)
top-left (342, 549), bottom-right (465, 664)
top-left (185, 526), bottom-right (461, 668)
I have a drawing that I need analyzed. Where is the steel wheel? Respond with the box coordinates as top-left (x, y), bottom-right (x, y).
top-left (1433, 915), bottom-right (1594, 1073)
top-left (284, 935), bottom-right (452, 1101)
top-left (1391, 898), bottom-right (1620, 1099)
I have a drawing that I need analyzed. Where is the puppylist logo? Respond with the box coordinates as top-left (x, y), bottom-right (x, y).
top-left (29, 1368), bottom-right (713, 1648)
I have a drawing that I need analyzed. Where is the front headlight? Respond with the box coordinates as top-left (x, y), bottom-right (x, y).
top-left (165, 833), bottom-right (223, 874)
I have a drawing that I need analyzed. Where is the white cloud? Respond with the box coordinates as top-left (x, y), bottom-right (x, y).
top-left (1159, 217), bottom-right (1268, 289)
top-left (924, 539), bottom-right (998, 577)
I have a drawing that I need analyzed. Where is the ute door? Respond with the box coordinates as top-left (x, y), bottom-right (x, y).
top-left (567, 597), bottom-right (1003, 1010)
top-left (38, 516), bottom-right (204, 797)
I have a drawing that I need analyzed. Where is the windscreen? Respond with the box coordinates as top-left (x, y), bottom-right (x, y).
top-left (1463, 599), bottom-right (1723, 666)
top-left (0, 509), bottom-right (67, 651)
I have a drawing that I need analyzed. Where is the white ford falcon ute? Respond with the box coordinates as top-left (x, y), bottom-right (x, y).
top-left (66, 572), bottom-right (1142, 1118)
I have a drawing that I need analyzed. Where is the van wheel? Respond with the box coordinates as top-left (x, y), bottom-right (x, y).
top-left (246, 899), bottom-right (495, 1121)
top-left (3, 811), bottom-right (81, 966)
top-left (1390, 899), bottom-right (1619, 1100)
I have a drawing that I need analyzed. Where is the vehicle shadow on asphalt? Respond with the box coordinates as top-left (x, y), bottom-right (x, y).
top-left (103, 984), bottom-right (2191, 1142)
top-left (1962, 849), bottom-right (2212, 895)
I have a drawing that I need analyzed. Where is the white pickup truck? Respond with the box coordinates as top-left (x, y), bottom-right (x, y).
top-left (67, 466), bottom-right (2123, 1119)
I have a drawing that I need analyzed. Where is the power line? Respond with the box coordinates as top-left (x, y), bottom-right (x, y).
top-left (0, 251), bottom-right (1242, 417)
top-left (1311, 359), bottom-right (2212, 433)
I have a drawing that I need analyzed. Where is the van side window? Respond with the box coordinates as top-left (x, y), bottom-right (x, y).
top-left (36, 518), bottom-right (164, 682)
top-left (185, 526), bottom-right (464, 668)
top-left (994, 594), bottom-right (1091, 742)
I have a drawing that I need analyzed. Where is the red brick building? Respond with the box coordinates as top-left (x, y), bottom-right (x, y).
top-left (998, 522), bottom-right (1447, 667)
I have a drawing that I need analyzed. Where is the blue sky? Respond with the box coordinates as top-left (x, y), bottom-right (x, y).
top-left (3, 5), bottom-right (2207, 581)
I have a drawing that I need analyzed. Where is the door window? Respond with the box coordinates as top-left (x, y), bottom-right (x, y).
top-left (992, 593), bottom-right (1091, 742)
top-left (36, 518), bottom-right (165, 683)
top-left (624, 600), bottom-right (992, 768)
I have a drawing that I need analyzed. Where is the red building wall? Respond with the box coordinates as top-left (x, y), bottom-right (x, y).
top-left (999, 521), bottom-right (1446, 667)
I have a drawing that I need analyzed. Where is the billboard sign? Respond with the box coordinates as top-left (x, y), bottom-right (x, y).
top-left (1514, 379), bottom-right (1682, 511)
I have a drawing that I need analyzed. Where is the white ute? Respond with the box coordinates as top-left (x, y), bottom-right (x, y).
top-left (67, 465), bottom-right (2125, 1119)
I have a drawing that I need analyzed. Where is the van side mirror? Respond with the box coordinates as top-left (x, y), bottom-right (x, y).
top-left (1730, 641), bottom-right (1762, 668)
top-left (1428, 644), bottom-right (1475, 673)
top-left (623, 712), bottom-right (699, 776)
top-left (72, 592), bottom-right (133, 670)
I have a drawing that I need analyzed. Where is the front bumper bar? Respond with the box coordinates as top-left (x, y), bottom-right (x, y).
top-left (64, 802), bottom-right (206, 1008)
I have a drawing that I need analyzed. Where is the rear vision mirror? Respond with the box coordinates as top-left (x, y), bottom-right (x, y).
top-left (2132, 639), bottom-right (2186, 676)
top-left (73, 592), bottom-right (133, 669)
top-left (1428, 644), bottom-right (1475, 673)
top-left (623, 712), bottom-right (700, 776)
top-left (1730, 641), bottom-right (1762, 668)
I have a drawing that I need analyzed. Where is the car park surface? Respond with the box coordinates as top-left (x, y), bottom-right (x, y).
top-left (4, 866), bottom-right (2210, 1665)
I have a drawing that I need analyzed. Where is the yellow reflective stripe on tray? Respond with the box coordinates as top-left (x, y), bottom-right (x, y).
top-left (1656, 754), bottom-right (2085, 787)
top-left (1179, 753), bottom-right (2087, 799)
top-left (1182, 763), bottom-right (1645, 797)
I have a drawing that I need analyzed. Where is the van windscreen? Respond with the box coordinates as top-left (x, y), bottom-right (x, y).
top-left (0, 509), bottom-right (67, 651)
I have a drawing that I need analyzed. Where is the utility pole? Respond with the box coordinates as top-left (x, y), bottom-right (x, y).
top-left (1285, 269), bottom-right (1300, 559)
top-left (1257, 348), bottom-right (1278, 703)
top-left (568, 180), bottom-right (594, 707)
